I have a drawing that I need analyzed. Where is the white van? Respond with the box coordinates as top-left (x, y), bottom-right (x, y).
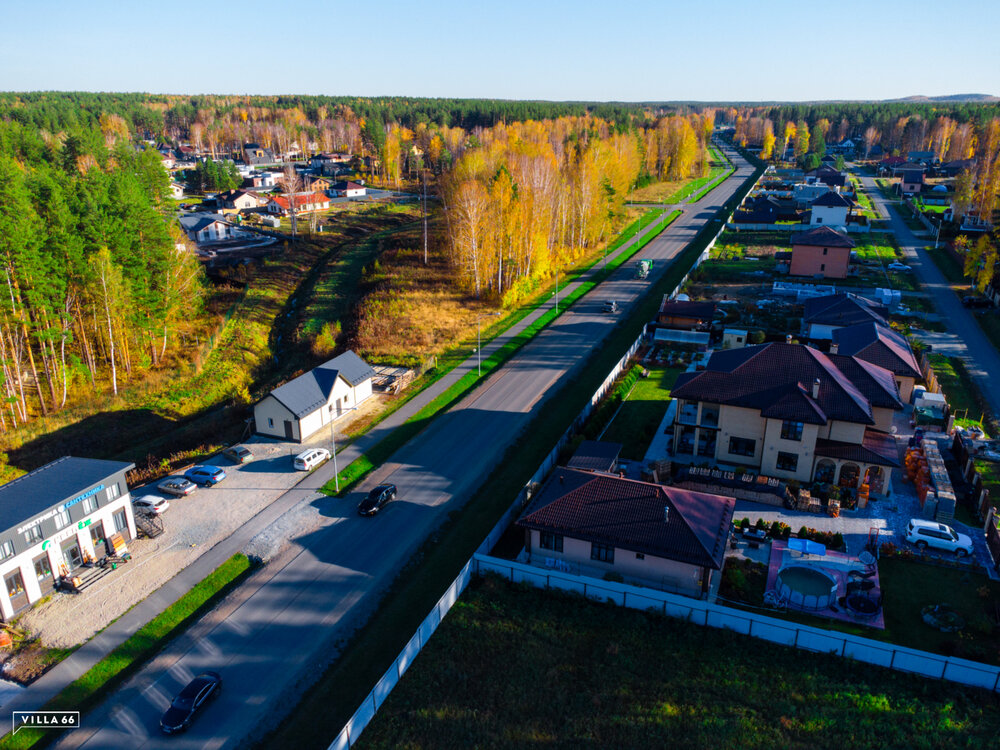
top-left (294, 448), bottom-right (331, 471)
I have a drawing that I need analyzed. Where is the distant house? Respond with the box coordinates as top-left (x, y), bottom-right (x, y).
top-left (178, 213), bottom-right (249, 245)
top-left (803, 293), bottom-right (888, 340)
top-left (217, 189), bottom-right (266, 213)
top-left (266, 192), bottom-right (331, 216)
top-left (254, 351), bottom-right (376, 442)
top-left (243, 143), bottom-right (278, 166)
top-left (899, 170), bottom-right (925, 195)
top-left (809, 191), bottom-right (853, 227)
top-left (331, 181), bottom-right (366, 198)
top-left (735, 195), bottom-right (781, 223)
top-left (657, 298), bottom-right (716, 330)
top-left (169, 182), bottom-right (185, 200)
top-left (793, 181), bottom-right (832, 208)
top-left (307, 177), bottom-right (332, 193)
top-left (878, 156), bottom-right (906, 174)
top-left (160, 152), bottom-right (176, 170)
top-left (891, 162), bottom-right (926, 176)
top-left (907, 151), bottom-right (936, 165)
top-left (789, 226), bottom-right (855, 279)
top-left (516, 467), bottom-right (735, 598)
top-left (938, 158), bottom-right (975, 177)
top-left (804, 165), bottom-right (847, 188)
top-left (670, 342), bottom-right (902, 493)
top-left (310, 153), bottom-right (351, 174)
top-left (832, 322), bottom-right (922, 403)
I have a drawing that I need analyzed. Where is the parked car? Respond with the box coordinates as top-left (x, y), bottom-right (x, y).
top-left (158, 477), bottom-right (197, 497)
top-left (358, 484), bottom-right (397, 516)
top-left (132, 495), bottom-right (170, 515)
top-left (160, 671), bottom-right (222, 734)
top-left (184, 465), bottom-right (227, 487)
top-left (294, 448), bottom-right (330, 471)
top-left (887, 262), bottom-right (912, 272)
top-left (904, 518), bottom-right (974, 557)
top-left (962, 296), bottom-right (993, 309)
top-left (602, 300), bottom-right (619, 313)
top-left (222, 445), bottom-right (254, 464)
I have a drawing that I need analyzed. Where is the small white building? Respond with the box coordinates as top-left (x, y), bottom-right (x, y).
top-left (331, 181), bottom-right (366, 198)
top-left (254, 351), bottom-right (376, 442)
top-left (809, 191), bottom-right (853, 227)
top-left (722, 328), bottom-right (748, 349)
top-left (169, 182), bottom-right (185, 199)
top-left (0, 457), bottom-right (137, 620)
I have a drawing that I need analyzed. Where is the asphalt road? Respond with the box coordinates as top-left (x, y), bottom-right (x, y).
top-left (53, 146), bottom-right (757, 750)
top-left (857, 172), bottom-right (1000, 418)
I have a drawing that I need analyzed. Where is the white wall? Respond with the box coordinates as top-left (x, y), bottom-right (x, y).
top-left (254, 395), bottom-right (298, 440)
top-left (810, 205), bottom-right (849, 226)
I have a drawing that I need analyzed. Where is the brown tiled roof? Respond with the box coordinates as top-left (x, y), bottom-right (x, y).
top-left (815, 430), bottom-right (900, 467)
top-left (791, 226), bottom-right (856, 248)
top-left (803, 293), bottom-right (888, 328)
top-left (517, 468), bottom-right (734, 570)
top-left (672, 343), bottom-right (881, 425)
top-left (828, 354), bottom-right (903, 409)
top-left (832, 322), bottom-right (921, 379)
top-left (270, 192), bottom-right (329, 210)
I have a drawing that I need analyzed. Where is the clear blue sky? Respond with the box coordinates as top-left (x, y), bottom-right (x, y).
top-left (1, 0), bottom-right (997, 101)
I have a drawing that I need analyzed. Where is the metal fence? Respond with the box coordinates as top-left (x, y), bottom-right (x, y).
top-left (475, 555), bottom-right (1000, 693)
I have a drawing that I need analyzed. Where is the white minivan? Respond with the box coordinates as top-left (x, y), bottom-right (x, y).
top-left (294, 448), bottom-right (331, 471)
top-left (905, 518), bottom-right (974, 557)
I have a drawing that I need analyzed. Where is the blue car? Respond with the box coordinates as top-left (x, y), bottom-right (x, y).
top-left (184, 465), bottom-right (227, 487)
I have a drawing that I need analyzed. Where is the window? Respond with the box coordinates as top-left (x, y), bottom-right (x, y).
top-left (539, 532), bottom-right (563, 553)
top-left (820, 264), bottom-right (826, 272)
top-left (728, 437), bottom-right (756, 457)
top-left (24, 525), bottom-right (42, 545)
top-left (106, 484), bottom-right (120, 501)
top-left (780, 420), bottom-right (804, 441)
top-left (822, 247), bottom-right (828, 255)
top-left (83, 496), bottom-right (98, 514)
top-left (816, 217), bottom-right (823, 223)
top-left (54, 509), bottom-right (70, 530)
top-left (113, 510), bottom-right (128, 534)
top-left (635, 552), bottom-right (645, 560)
top-left (5, 571), bottom-right (24, 598)
top-left (34, 557), bottom-right (52, 582)
top-left (268, 417), bottom-right (274, 428)
top-left (0, 541), bottom-right (12, 560)
top-left (776, 452), bottom-right (799, 472)
top-left (591, 543), bottom-right (614, 564)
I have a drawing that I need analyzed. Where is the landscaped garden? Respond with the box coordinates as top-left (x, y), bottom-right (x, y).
top-left (597, 364), bottom-right (685, 460)
top-left (353, 575), bottom-right (1000, 750)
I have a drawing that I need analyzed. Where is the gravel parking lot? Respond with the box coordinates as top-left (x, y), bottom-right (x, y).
top-left (19, 434), bottom-right (337, 648)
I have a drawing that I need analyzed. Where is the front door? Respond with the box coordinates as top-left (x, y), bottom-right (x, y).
top-left (5, 570), bottom-right (27, 611)
top-left (61, 538), bottom-right (83, 571)
top-left (284, 420), bottom-right (294, 440)
top-left (90, 521), bottom-right (108, 556)
top-left (113, 510), bottom-right (131, 542)
top-left (33, 554), bottom-right (54, 594)
top-left (335, 398), bottom-right (343, 417)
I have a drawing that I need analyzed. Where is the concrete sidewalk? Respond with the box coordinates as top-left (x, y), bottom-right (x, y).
top-left (3, 205), bottom-right (681, 715)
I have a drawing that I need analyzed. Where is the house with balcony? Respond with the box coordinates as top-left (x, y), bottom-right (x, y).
top-left (516, 467), bottom-right (734, 598)
top-left (669, 343), bottom-right (902, 495)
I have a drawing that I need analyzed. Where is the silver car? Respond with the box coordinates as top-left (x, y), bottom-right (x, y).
top-left (158, 478), bottom-right (197, 497)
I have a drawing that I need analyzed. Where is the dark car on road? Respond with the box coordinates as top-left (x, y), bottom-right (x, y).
top-left (358, 484), bottom-right (397, 516)
top-left (160, 671), bottom-right (222, 734)
top-left (962, 296), bottom-right (993, 309)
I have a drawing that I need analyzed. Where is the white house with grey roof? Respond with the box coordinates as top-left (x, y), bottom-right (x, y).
top-left (253, 350), bottom-right (376, 442)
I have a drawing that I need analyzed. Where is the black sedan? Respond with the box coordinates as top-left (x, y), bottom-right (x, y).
top-left (358, 484), bottom-right (397, 516)
top-left (160, 671), bottom-right (222, 734)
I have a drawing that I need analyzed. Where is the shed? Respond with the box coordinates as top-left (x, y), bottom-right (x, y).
top-left (567, 440), bottom-right (623, 473)
top-left (254, 351), bottom-right (376, 442)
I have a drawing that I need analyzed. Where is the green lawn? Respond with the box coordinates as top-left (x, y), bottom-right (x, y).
top-left (2, 554), bottom-right (254, 749)
top-left (599, 365), bottom-right (685, 460)
top-left (928, 353), bottom-right (990, 428)
top-left (353, 575), bottom-right (1000, 750)
top-left (924, 245), bottom-right (968, 286)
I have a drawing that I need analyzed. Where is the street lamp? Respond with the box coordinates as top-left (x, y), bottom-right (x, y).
top-left (476, 312), bottom-right (501, 376)
top-left (554, 267), bottom-right (560, 314)
top-left (329, 404), bottom-right (358, 493)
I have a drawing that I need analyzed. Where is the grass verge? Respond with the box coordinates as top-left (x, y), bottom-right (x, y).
top-left (599, 365), bottom-right (685, 460)
top-left (352, 574), bottom-right (1000, 750)
top-left (259, 158), bottom-right (763, 748)
top-left (1, 554), bottom-right (254, 750)
top-left (924, 244), bottom-right (968, 286)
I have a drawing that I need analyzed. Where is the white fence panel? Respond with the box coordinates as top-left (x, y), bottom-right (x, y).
top-left (747, 617), bottom-right (799, 647)
top-left (624, 590), bottom-right (669, 613)
top-left (842, 639), bottom-right (894, 668)
top-left (417, 605), bottom-right (441, 646)
top-left (585, 583), bottom-right (625, 606)
top-left (892, 651), bottom-right (949, 679)
top-left (397, 629), bottom-right (423, 677)
top-left (326, 727), bottom-right (351, 750)
top-left (942, 661), bottom-right (1000, 691)
top-left (705, 608), bottom-right (752, 635)
top-left (793, 628), bottom-right (845, 655)
top-left (547, 573), bottom-right (586, 595)
top-left (436, 560), bottom-right (471, 615)
top-left (346, 694), bottom-right (377, 744)
top-left (663, 598), bottom-right (703, 623)
top-left (372, 664), bottom-right (399, 710)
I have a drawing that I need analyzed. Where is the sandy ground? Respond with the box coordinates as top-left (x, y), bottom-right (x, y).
top-left (17, 401), bottom-right (384, 650)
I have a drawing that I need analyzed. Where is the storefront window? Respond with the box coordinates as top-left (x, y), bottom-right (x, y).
top-left (34, 556), bottom-right (52, 582)
top-left (5, 571), bottom-right (25, 598)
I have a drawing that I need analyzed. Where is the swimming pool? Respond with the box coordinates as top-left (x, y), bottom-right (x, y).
top-left (775, 565), bottom-right (838, 610)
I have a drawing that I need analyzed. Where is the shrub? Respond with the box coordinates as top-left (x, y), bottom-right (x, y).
top-left (769, 521), bottom-right (782, 538)
top-left (754, 518), bottom-right (766, 530)
top-left (748, 329), bottom-right (765, 345)
top-left (739, 518), bottom-right (750, 531)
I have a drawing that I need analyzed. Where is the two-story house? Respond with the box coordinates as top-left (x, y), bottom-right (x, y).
top-left (670, 343), bottom-right (901, 495)
top-left (831, 322), bottom-right (922, 403)
top-left (789, 226), bottom-right (855, 279)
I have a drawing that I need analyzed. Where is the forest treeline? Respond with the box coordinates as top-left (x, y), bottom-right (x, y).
top-left (0, 116), bottom-right (202, 431)
top-left (440, 113), bottom-right (715, 303)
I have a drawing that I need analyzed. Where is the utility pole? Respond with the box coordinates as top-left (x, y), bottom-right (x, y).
top-left (555, 268), bottom-right (559, 314)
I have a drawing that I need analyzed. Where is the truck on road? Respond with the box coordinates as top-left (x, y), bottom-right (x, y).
top-left (635, 259), bottom-right (653, 279)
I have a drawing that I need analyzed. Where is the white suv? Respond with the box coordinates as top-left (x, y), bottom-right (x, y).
top-left (904, 519), bottom-right (974, 557)
top-left (294, 448), bottom-right (331, 471)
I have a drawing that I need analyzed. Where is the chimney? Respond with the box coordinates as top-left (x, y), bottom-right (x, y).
top-left (812, 378), bottom-right (821, 399)
top-left (663, 506), bottom-right (670, 523)
top-left (785, 334), bottom-right (792, 344)
top-left (829, 342), bottom-right (839, 355)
